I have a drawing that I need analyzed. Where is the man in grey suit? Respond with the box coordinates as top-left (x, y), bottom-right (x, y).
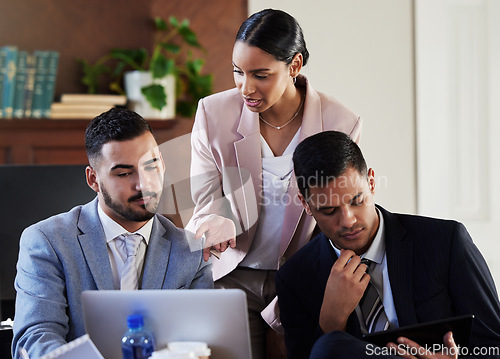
top-left (12, 108), bottom-right (213, 358)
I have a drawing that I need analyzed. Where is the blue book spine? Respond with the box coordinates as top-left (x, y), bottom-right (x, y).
top-left (42, 51), bottom-right (59, 118)
top-left (1, 46), bottom-right (18, 118)
top-left (23, 53), bottom-right (37, 118)
top-left (12, 51), bottom-right (28, 118)
top-left (0, 49), bottom-right (6, 119)
top-left (31, 50), bottom-right (49, 118)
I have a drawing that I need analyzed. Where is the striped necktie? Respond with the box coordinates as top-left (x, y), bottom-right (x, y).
top-left (359, 259), bottom-right (390, 333)
top-left (120, 233), bottom-right (143, 290)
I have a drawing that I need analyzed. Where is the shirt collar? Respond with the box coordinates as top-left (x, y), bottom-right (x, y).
top-left (329, 207), bottom-right (385, 263)
top-left (97, 200), bottom-right (154, 244)
top-left (363, 208), bottom-right (385, 264)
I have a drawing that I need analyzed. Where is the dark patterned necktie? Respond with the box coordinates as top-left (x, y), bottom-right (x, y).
top-left (359, 259), bottom-right (390, 333)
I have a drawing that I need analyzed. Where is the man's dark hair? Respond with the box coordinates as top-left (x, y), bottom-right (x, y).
top-left (293, 131), bottom-right (367, 197)
top-left (236, 9), bottom-right (309, 66)
top-left (85, 107), bottom-right (153, 165)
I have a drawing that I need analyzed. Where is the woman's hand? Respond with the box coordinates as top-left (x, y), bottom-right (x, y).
top-left (195, 214), bottom-right (237, 261)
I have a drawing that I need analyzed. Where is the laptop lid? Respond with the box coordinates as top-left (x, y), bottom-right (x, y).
top-left (81, 289), bottom-right (252, 359)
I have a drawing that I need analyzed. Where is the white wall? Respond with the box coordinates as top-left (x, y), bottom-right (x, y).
top-left (249, 0), bottom-right (416, 214)
top-left (248, 0), bottom-right (500, 290)
top-left (415, 0), bottom-right (500, 289)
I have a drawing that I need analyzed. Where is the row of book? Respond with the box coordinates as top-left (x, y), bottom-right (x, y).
top-left (0, 46), bottom-right (59, 119)
top-left (50, 93), bottom-right (127, 119)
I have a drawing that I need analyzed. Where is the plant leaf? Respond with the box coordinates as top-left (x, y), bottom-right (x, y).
top-left (77, 14), bottom-right (213, 115)
top-left (186, 58), bottom-right (204, 75)
top-left (179, 27), bottom-right (200, 47)
top-left (161, 43), bottom-right (180, 54)
top-left (141, 84), bottom-right (167, 110)
top-left (109, 61), bottom-right (125, 78)
top-left (179, 19), bottom-right (190, 29)
top-left (150, 56), bottom-right (175, 78)
top-left (176, 101), bottom-right (194, 118)
top-left (78, 59), bottom-right (110, 94)
top-left (169, 16), bottom-right (179, 28)
top-left (166, 58), bottom-right (176, 74)
top-left (155, 17), bottom-right (167, 31)
top-left (188, 73), bottom-right (213, 99)
top-left (109, 80), bottom-right (125, 95)
top-left (111, 48), bottom-right (147, 70)
top-left (176, 72), bottom-right (213, 117)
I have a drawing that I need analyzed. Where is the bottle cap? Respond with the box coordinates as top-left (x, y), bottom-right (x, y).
top-left (127, 314), bottom-right (144, 329)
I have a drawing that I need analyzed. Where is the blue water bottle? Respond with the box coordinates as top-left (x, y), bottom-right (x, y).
top-left (121, 314), bottom-right (155, 359)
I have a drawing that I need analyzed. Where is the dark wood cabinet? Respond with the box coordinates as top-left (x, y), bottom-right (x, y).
top-left (0, 118), bottom-right (194, 164)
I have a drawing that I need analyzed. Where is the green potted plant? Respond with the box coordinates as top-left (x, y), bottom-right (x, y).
top-left (79, 16), bottom-right (213, 118)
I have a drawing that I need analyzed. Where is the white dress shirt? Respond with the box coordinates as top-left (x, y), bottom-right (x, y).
top-left (97, 202), bottom-right (154, 289)
top-left (330, 208), bottom-right (400, 328)
top-left (239, 129), bottom-right (301, 269)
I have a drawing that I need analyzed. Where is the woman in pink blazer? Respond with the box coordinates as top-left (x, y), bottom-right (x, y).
top-left (189, 9), bottom-right (362, 358)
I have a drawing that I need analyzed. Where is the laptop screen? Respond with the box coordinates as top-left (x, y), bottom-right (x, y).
top-left (82, 289), bottom-right (252, 359)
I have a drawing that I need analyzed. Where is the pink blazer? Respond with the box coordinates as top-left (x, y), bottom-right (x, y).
top-left (189, 75), bottom-right (362, 328)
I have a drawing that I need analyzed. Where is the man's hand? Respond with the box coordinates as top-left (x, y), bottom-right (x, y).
top-left (319, 249), bottom-right (370, 332)
top-left (195, 214), bottom-right (236, 262)
top-left (386, 331), bottom-right (458, 359)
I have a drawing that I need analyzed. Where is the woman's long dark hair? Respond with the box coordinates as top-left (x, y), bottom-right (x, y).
top-left (236, 9), bottom-right (309, 66)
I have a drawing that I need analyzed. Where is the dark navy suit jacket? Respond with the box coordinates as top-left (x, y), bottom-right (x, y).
top-left (276, 206), bottom-right (500, 358)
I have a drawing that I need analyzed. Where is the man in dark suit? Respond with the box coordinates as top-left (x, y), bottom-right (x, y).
top-left (12, 108), bottom-right (213, 359)
top-left (276, 131), bottom-right (500, 358)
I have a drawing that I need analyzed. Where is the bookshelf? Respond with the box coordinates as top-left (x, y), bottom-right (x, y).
top-left (0, 118), bottom-right (194, 164)
top-left (0, 0), bottom-right (246, 163)
top-left (0, 0), bottom-right (244, 98)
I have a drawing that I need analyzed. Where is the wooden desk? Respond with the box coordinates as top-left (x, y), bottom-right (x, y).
top-left (0, 118), bottom-right (194, 165)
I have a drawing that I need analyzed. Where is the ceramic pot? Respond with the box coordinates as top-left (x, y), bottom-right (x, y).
top-left (124, 71), bottom-right (175, 119)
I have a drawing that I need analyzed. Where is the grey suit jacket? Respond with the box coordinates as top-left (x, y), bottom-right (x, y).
top-left (12, 198), bottom-right (213, 359)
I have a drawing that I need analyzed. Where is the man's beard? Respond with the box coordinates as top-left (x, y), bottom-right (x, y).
top-left (101, 184), bottom-right (160, 222)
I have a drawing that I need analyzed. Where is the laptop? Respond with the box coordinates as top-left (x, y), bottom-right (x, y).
top-left (82, 289), bottom-right (252, 359)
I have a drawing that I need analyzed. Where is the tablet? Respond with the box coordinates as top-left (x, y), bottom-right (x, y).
top-left (363, 314), bottom-right (474, 348)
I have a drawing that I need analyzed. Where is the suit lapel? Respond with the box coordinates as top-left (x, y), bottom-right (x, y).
top-left (279, 176), bottom-right (313, 256)
top-left (298, 76), bottom-right (323, 142)
top-left (77, 198), bottom-right (115, 290)
top-left (234, 105), bottom-right (262, 232)
top-left (280, 76), bottom-right (323, 255)
top-left (379, 206), bottom-right (417, 326)
top-left (141, 217), bottom-right (171, 289)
